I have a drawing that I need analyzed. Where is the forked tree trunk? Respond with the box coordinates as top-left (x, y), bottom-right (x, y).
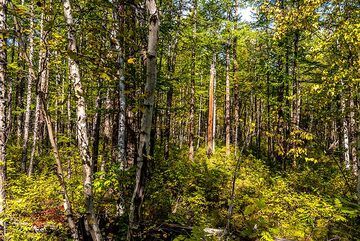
top-left (28, 12), bottom-right (47, 176)
top-left (127, 0), bottom-right (159, 238)
top-left (62, 0), bottom-right (102, 240)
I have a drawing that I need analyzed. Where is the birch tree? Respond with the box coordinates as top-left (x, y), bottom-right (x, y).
top-left (0, 0), bottom-right (6, 235)
top-left (128, 0), bottom-right (160, 238)
top-left (62, 0), bottom-right (102, 240)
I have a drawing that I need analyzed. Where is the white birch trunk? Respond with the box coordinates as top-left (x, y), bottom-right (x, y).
top-left (340, 88), bottom-right (350, 170)
top-left (0, 0), bottom-right (6, 234)
top-left (225, 39), bottom-right (230, 155)
top-left (349, 97), bottom-right (357, 175)
top-left (62, 0), bottom-right (102, 240)
top-left (112, 8), bottom-right (127, 168)
top-left (21, 0), bottom-right (34, 172)
top-left (28, 12), bottom-right (46, 176)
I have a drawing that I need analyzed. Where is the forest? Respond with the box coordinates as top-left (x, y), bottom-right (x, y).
top-left (0, 0), bottom-right (358, 240)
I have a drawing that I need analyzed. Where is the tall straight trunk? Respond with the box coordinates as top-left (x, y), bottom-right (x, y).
top-left (127, 0), bottom-right (159, 238)
top-left (188, 0), bottom-right (197, 161)
top-left (164, 86), bottom-right (172, 160)
top-left (62, 1), bottom-right (102, 240)
top-left (196, 76), bottom-right (203, 149)
top-left (340, 86), bottom-right (350, 170)
top-left (40, 95), bottom-right (79, 240)
top-left (92, 83), bottom-right (101, 173)
top-left (0, 0), bottom-right (7, 235)
top-left (349, 96), bottom-right (357, 174)
top-left (213, 62), bottom-right (216, 152)
top-left (233, 1), bottom-right (239, 154)
top-left (28, 12), bottom-right (47, 176)
top-left (266, 71), bottom-right (272, 163)
top-left (292, 31), bottom-right (300, 129)
top-left (113, 4), bottom-right (126, 168)
top-left (225, 39), bottom-right (231, 155)
top-left (207, 54), bottom-right (216, 156)
top-left (103, 89), bottom-right (112, 171)
top-left (21, 1), bottom-right (34, 172)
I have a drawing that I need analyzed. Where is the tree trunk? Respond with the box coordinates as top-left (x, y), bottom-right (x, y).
top-left (0, 0), bottom-right (7, 235)
top-left (340, 86), bottom-right (350, 170)
top-left (164, 86), bottom-right (172, 160)
top-left (233, 1), bottom-right (239, 154)
top-left (207, 54), bottom-right (216, 156)
top-left (113, 4), bottom-right (127, 168)
top-left (21, 1), bottom-right (34, 172)
top-left (62, 0), bottom-right (102, 240)
top-left (188, 0), bottom-right (197, 161)
top-left (349, 95), bottom-right (357, 175)
top-left (225, 39), bottom-right (231, 156)
top-left (91, 83), bottom-right (101, 173)
top-left (127, 0), bottom-right (159, 238)
top-left (28, 12), bottom-right (47, 176)
top-left (40, 94), bottom-right (79, 240)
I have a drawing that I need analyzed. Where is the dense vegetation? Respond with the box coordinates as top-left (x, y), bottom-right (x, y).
top-left (0, 0), bottom-right (358, 240)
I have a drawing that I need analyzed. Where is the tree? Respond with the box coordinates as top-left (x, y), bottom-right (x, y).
top-left (62, 0), bottom-right (102, 240)
top-left (0, 0), bottom-right (6, 235)
top-left (128, 0), bottom-right (160, 238)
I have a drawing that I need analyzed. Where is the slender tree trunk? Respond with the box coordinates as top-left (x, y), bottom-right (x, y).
top-left (164, 86), bottom-right (172, 160)
top-left (349, 95), bottom-right (357, 175)
top-left (0, 0), bottom-right (7, 236)
top-left (233, 14), bottom-right (239, 154)
top-left (40, 94), bottom-right (79, 240)
top-left (21, 1), bottom-right (34, 172)
top-left (292, 31), bottom-right (300, 129)
top-left (127, 0), bottom-right (159, 238)
top-left (207, 54), bottom-right (216, 156)
top-left (225, 39), bottom-right (231, 155)
top-left (62, 1), bottom-right (102, 240)
top-left (92, 83), bottom-right (101, 173)
top-left (188, 0), bottom-right (197, 161)
top-left (340, 86), bottom-right (350, 170)
top-left (113, 4), bottom-right (127, 168)
top-left (103, 89), bottom-right (112, 172)
top-left (28, 12), bottom-right (47, 176)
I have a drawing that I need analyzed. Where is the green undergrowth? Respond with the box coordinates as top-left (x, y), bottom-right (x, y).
top-left (146, 146), bottom-right (360, 240)
top-left (3, 144), bottom-right (359, 240)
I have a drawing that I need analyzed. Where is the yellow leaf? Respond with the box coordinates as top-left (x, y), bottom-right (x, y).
top-left (127, 58), bottom-right (135, 64)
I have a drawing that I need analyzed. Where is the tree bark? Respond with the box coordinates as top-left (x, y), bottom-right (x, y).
top-left (113, 3), bottom-right (127, 168)
top-left (340, 86), bottom-right (350, 170)
top-left (62, 0), bottom-right (102, 240)
top-left (28, 12), bottom-right (47, 176)
top-left (188, 0), bottom-right (197, 161)
top-left (91, 82), bottom-right (101, 173)
top-left (164, 85), bottom-right (172, 160)
top-left (127, 0), bottom-right (159, 238)
top-left (0, 0), bottom-right (7, 235)
top-left (21, 0), bottom-right (34, 172)
top-left (207, 54), bottom-right (216, 156)
top-left (225, 39), bottom-right (231, 156)
top-left (349, 95), bottom-right (357, 175)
